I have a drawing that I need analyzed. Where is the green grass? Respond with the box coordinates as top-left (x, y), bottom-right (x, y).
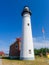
top-left (2, 56), bottom-right (49, 65)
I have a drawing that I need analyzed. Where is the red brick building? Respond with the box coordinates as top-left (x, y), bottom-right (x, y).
top-left (9, 38), bottom-right (21, 59)
top-left (0, 51), bottom-right (5, 56)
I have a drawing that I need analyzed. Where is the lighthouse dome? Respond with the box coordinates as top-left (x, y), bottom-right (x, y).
top-left (21, 6), bottom-right (32, 16)
top-left (24, 6), bottom-right (29, 12)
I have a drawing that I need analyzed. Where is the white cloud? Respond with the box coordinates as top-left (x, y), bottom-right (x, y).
top-left (33, 37), bottom-right (49, 49)
top-left (0, 38), bottom-right (16, 53)
top-left (0, 37), bottom-right (49, 53)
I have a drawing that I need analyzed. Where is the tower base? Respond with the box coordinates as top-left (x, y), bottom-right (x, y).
top-left (20, 57), bottom-right (35, 60)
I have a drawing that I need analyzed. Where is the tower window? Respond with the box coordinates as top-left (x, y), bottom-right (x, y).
top-left (27, 23), bottom-right (29, 26)
top-left (29, 50), bottom-right (31, 54)
top-left (16, 44), bottom-right (18, 49)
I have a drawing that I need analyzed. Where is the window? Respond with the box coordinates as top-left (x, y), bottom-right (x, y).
top-left (16, 44), bottom-right (18, 49)
top-left (27, 23), bottom-right (29, 26)
top-left (29, 50), bottom-right (31, 54)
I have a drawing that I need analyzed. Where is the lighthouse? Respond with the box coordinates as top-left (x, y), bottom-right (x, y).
top-left (20, 6), bottom-right (35, 60)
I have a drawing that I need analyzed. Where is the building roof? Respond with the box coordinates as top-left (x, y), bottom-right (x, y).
top-left (0, 51), bottom-right (4, 55)
top-left (10, 38), bottom-right (21, 47)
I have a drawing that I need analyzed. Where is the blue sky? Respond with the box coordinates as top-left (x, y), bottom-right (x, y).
top-left (0, 0), bottom-right (49, 53)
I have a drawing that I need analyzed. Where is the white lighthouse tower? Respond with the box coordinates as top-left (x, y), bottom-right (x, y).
top-left (20, 6), bottom-right (35, 60)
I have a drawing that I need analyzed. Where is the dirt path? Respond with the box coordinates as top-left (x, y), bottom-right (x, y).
top-left (0, 57), bottom-right (2, 65)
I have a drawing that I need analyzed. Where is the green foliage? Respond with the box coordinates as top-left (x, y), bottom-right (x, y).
top-left (34, 48), bottom-right (49, 56)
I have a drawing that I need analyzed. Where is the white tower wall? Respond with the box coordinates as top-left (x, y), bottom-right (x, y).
top-left (20, 7), bottom-right (35, 60)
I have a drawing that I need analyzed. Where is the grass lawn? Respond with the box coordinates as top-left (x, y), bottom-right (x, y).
top-left (2, 57), bottom-right (49, 65)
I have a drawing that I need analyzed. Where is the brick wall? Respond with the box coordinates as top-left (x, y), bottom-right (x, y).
top-left (9, 38), bottom-right (21, 58)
